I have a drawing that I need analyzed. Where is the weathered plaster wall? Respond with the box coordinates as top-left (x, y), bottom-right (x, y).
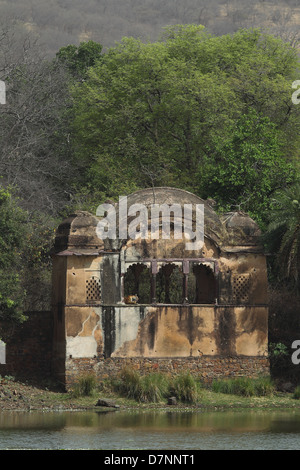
top-left (65, 306), bottom-right (103, 359)
top-left (122, 236), bottom-right (219, 262)
top-left (66, 255), bottom-right (102, 304)
top-left (101, 254), bottom-right (121, 304)
top-left (219, 252), bottom-right (268, 304)
top-left (55, 241), bottom-right (269, 374)
top-left (109, 305), bottom-right (268, 358)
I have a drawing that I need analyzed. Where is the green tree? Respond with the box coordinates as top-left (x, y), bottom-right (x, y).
top-left (265, 182), bottom-right (300, 292)
top-left (70, 26), bottom-right (300, 220)
top-left (56, 40), bottom-right (103, 79)
top-left (0, 188), bottom-right (27, 324)
top-left (199, 109), bottom-right (295, 223)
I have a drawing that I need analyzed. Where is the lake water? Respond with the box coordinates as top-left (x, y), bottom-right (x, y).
top-left (0, 409), bottom-right (300, 450)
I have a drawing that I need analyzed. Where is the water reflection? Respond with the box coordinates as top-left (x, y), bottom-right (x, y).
top-left (0, 409), bottom-right (300, 449)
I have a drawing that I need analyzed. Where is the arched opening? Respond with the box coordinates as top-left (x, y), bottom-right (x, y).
top-left (189, 263), bottom-right (216, 304)
top-left (156, 263), bottom-right (183, 304)
top-left (124, 263), bottom-right (151, 304)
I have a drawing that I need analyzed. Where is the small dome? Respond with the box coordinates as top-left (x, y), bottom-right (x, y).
top-left (53, 211), bottom-right (103, 253)
top-left (221, 211), bottom-right (261, 244)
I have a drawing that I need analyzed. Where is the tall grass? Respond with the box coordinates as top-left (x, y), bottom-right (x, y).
top-left (170, 371), bottom-right (200, 403)
top-left (111, 367), bottom-right (201, 404)
top-left (139, 372), bottom-right (170, 403)
top-left (115, 366), bottom-right (141, 400)
top-left (112, 366), bottom-right (170, 403)
top-left (293, 386), bottom-right (300, 399)
top-left (212, 376), bottom-right (274, 397)
top-left (72, 373), bottom-right (98, 397)
top-left (110, 367), bottom-right (274, 403)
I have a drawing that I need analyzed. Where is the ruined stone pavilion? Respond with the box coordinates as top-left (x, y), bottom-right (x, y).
top-left (51, 187), bottom-right (269, 388)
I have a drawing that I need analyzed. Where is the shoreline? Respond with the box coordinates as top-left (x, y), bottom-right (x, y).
top-left (1, 377), bottom-right (300, 413)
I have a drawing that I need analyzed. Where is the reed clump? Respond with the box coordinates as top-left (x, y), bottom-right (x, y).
top-left (111, 367), bottom-right (201, 404)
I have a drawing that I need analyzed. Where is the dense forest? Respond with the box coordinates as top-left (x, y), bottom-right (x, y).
top-left (0, 1), bottom-right (299, 379)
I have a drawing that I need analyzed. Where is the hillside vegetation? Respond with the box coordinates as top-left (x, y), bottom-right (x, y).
top-left (0, 0), bottom-right (300, 56)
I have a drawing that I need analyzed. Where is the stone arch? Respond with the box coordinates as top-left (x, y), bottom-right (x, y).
top-left (123, 262), bottom-right (151, 304)
top-left (156, 262), bottom-right (183, 304)
top-left (188, 262), bottom-right (216, 304)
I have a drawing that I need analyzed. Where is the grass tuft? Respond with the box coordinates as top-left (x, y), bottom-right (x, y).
top-left (111, 367), bottom-right (201, 403)
top-left (169, 371), bottom-right (200, 404)
top-left (293, 385), bottom-right (300, 400)
top-left (112, 367), bottom-right (170, 403)
top-left (72, 373), bottom-right (98, 397)
top-left (212, 376), bottom-right (274, 397)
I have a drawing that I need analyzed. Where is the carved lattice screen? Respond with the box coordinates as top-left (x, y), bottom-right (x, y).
top-left (86, 276), bottom-right (101, 302)
top-left (232, 274), bottom-right (251, 304)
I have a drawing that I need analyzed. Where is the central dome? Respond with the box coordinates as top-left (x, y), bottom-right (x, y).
top-left (53, 187), bottom-right (262, 253)
top-left (115, 187), bottom-right (225, 245)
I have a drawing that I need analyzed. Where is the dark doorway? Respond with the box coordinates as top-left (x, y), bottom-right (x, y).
top-left (124, 263), bottom-right (151, 304)
top-left (189, 263), bottom-right (216, 304)
top-left (156, 263), bottom-right (183, 304)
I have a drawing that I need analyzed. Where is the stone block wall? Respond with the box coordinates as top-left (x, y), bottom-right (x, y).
top-left (65, 355), bottom-right (270, 389)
